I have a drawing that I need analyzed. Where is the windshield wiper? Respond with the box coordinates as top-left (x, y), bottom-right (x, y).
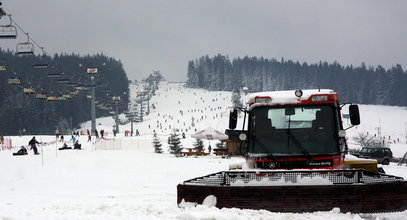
top-left (286, 115), bottom-right (312, 161)
top-left (251, 126), bottom-right (277, 162)
top-left (287, 131), bottom-right (312, 160)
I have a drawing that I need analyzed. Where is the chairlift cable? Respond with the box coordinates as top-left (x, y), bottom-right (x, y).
top-left (9, 16), bottom-right (48, 56)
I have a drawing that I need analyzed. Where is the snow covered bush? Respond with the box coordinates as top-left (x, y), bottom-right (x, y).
top-left (352, 132), bottom-right (388, 148)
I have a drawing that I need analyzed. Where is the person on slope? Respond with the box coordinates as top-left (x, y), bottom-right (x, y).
top-left (74, 140), bottom-right (82, 150)
top-left (28, 136), bottom-right (41, 155)
top-left (70, 135), bottom-right (76, 143)
top-left (13, 146), bottom-right (28, 156)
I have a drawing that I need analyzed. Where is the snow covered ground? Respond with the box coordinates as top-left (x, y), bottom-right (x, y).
top-left (1, 81), bottom-right (407, 219)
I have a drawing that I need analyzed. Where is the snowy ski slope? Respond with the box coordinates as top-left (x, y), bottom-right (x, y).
top-left (1, 81), bottom-right (407, 219)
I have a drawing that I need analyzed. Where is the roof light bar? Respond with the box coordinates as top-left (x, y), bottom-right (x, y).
top-left (255, 96), bottom-right (272, 104)
top-left (311, 95), bottom-right (328, 102)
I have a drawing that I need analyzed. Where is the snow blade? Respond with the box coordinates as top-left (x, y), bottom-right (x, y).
top-left (177, 170), bottom-right (407, 213)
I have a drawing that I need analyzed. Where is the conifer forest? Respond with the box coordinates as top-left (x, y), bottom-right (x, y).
top-left (186, 54), bottom-right (407, 106)
top-left (0, 49), bottom-right (129, 135)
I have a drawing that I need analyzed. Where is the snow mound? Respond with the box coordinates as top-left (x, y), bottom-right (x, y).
top-left (202, 195), bottom-right (217, 208)
top-left (178, 199), bottom-right (197, 208)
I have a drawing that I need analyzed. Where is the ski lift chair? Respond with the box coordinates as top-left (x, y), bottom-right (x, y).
top-left (23, 88), bottom-right (35, 94)
top-left (32, 63), bottom-right (49, 69)
top-left (47, 96), bottom-right (58, 102)
top-left (47, 73), bottom-right (60, 78)
top-left (32, 48), bottom-right (49, 69)
top-left (57, 78), bottom-right (69, 83)
top-left (63, 94), bottom-right (72, 99)
top-left (16, 42), bottom-right (35, 56)
top-left (0, 59), bottom-right (7, 71)
top-left (0, 15), bottom-right (17, 39)
top-left (8, 78), bottom-right (21, 85)
top-left (70, 91), bottom-right (79, 96)
top-left (35, 93), bottom-right (47, 99)
top-left (15, 33), bottom-right (34, 56)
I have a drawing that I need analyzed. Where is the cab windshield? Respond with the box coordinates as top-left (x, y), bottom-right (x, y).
top-left (249, 105), bottom-right (339, 156)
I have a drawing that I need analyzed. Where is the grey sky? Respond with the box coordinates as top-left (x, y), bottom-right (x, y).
top-left (1, 0), bottom-right (407, 81)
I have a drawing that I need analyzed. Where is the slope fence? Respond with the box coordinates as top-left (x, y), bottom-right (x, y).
top-left (0, 138), bottom-right (12, 150)
top-left (94, 137), bottom-right (152, 150)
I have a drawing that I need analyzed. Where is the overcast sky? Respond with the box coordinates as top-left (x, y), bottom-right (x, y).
top-left (1, 0), bottom-right (407, 81)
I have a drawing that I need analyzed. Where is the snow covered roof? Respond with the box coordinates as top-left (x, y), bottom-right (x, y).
top-left (247, 89), bottom-right (337, 108)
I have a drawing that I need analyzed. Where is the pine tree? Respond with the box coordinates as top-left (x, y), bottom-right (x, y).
top-left (193, 138), bottom-right (204, 152)
top-left (152, 132), bottom-right (163, 153)
top-left (186, 60), bottom-right (199, 88)
top-left (168, 131), bottom-right (183, 156)
top-left (231, 88), bottom-right (243, 108)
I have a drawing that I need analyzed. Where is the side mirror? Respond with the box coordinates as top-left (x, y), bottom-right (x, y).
top-left (349, 104), bottom-right (360, 125)
top-left (229, 109), bottom-right (238, 129)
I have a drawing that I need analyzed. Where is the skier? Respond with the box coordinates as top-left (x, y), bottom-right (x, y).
top-left (59, 143), bottom-right (72, 150)
top-left (87, 134), bottom-right (91, 142)
top-left (74, 140), bottom-right (82, 150)
top-left (13, 146), bottom-right (28, 156)
top-left (95, 129), bottom-right (99, 138)
top-left (100, 129), bottom-right (104, 138)
top-left (28, 136), bottom-right (41, 155)
top-left (55, 129), bottom-right (60, 139)
top-left (70, 135), bottom-right (76, 143)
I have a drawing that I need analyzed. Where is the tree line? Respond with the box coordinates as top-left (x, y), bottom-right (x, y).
top-left (0, 49), bottom-right (129, 135)
top-left (186, 54), bottom-right (407, 106)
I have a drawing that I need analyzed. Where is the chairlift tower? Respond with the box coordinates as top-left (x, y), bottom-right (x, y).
top-left (113, 96), bottom-right (121, 133)
top-left (83, 66), bottom-right (103, 135)
top-left (91, 75), bottom-right (96, 135)
top-left (139, 98), bottom-right (144, 122)
top-left (375, 119), bottom-right (382, 139)
top-left (405, 122), bottom-right (407, 144)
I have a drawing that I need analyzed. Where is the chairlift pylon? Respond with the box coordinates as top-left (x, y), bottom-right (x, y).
top-left (0, 15), bottom-right (17, 39)
top-left (15, 33), bottom-right (34, 56)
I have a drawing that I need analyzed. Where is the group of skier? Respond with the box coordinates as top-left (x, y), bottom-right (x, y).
top-left (13, 136), bottom-right (42, 156)
top-left (13, 134), bottom-right (84, 156)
